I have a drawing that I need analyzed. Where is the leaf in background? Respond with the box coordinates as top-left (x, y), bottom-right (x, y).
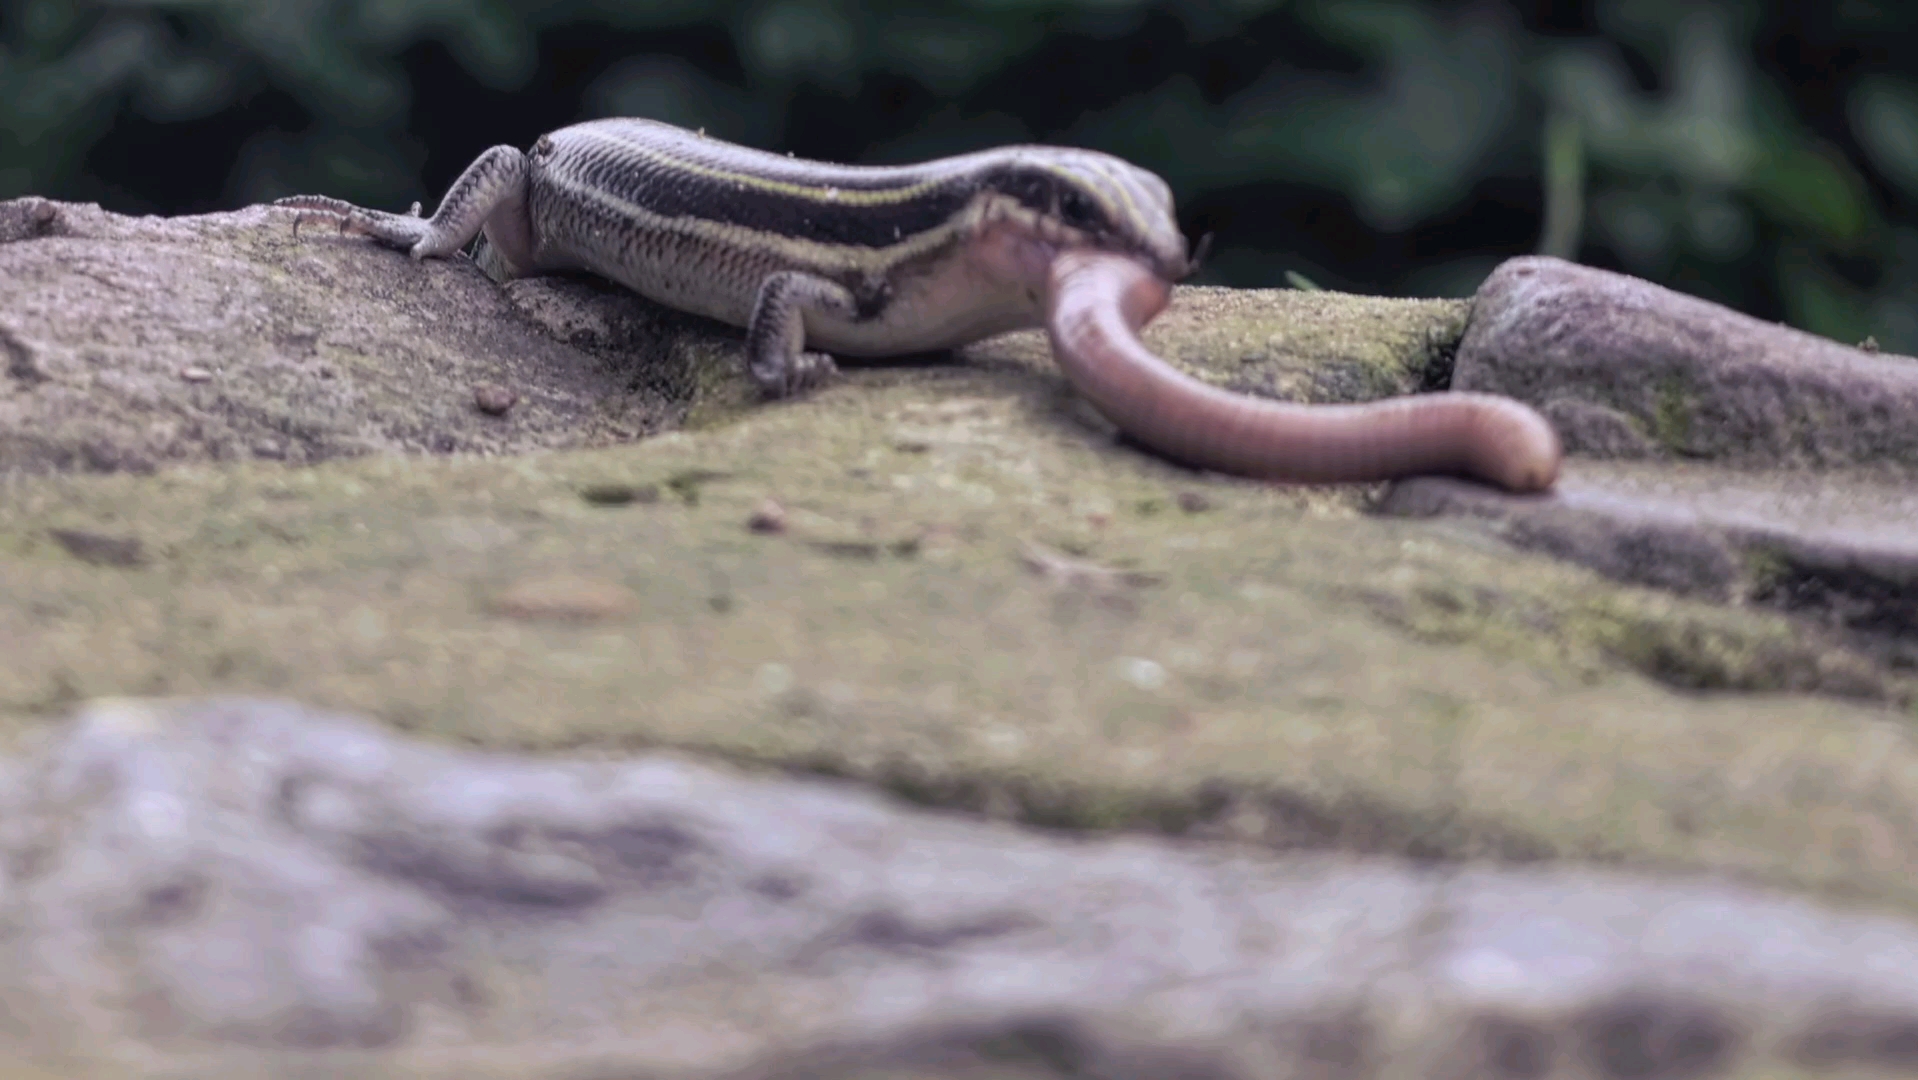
top-left (1851, 75), bottom-right (1918, 200)
top-left (1278, 0), bottom-right (1517, 229)
top-left (1401, 255), bottom-right (1505, 299)
top-left (1537, 112), bottom-right (1585, 260)
top-left (1095, 21), bottom-right (1516, 231)
top-left (1596, 0), bottom-right (1762, 70)
top-left (1539, 14), bottom-right (1761, 187)
top-left (1068, 75), bottom-right (1217, 188)
top-left (357, 0), bottom-right (537, 90)
top-left (1592, 188), bottom-right (1675, 275)
top-left (586, 56), bottom-right (773, 145)
top-left (135, 50), bottom-right (243, 124)
top-left (862, 106), bottom-right (1032, 165)
top-left (1172, 0), bottom-right (1291, 44)
top-left (1681, 191), bottom-right (1752, 262)
top-left (235, 0), bottom-right (409, 122)
top-left (226, 126), bottom-right (427, 209)
top-left (1748, 138), bottom-right (1869, 248)
top-left (11, 0), bottom-right (88, 53)
top-left (1775, 240), bottom-right (1872, 343)
top-left (7, 16), bottom-right (156, 148)
top-left (871, 14), bottom-right (1037, 96)
top-left (1301, 0), bottom-right (1429, 54)
top-left (740, 0), bottom-right (858, 88)
top-left (561, 0), bottom-right (719, 30)
top-left (1866, 227), bottom-right (1918, 352)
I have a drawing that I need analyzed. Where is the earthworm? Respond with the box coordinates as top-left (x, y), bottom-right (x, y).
top-left (1043, 249), bottom-right (1562, 493)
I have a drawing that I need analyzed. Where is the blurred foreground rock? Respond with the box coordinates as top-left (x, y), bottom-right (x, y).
top-left (5, 696), bottom-right (1918, 1079)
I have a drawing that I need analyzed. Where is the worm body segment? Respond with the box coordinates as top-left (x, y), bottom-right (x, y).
top-left (1043, 251), bottom-right (1562, 493)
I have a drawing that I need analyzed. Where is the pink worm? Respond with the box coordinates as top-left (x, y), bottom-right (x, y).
top-left (1042, 250), bottom-right (1562, 493)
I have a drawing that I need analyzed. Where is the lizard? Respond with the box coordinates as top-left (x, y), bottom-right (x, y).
top-left (276, 117), bottom-right (1560, 492)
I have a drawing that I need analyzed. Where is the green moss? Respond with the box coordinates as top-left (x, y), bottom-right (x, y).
top-left (1063, 285), bottom-right (1474, 404)
top-left (662, 467), bottom-right (732, 506)
top-left (675, 338), bottom-right (763, 431)
top-left (3, 285), bottom-right (1916, 921)
top-left (1650, 374), bottom-right (1697, 453)
top-left (1741, 545), bottom-right (1795, 599)
top-left (1590, 609), bottom-right (1794, 692)
top-left (1353, 557), bottom-right (1887, 701)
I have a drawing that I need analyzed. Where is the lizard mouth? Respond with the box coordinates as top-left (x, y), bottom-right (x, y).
top-left (1040, 250), bottom-right (1563, 493)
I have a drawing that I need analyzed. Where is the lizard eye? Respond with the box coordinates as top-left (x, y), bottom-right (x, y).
top-left (1057, 189), bottom-right (1101, 230)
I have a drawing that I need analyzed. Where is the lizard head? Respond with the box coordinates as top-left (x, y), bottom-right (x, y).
top-left (981, 150), bottom-right (1193, 285)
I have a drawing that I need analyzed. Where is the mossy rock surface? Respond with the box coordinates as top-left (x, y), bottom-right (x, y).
top-left (5, 199), bottom-right (1918, 1078)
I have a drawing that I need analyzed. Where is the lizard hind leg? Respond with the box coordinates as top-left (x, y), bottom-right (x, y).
top-left (745, 271), bottom-right (855, 398)
top-left (275, 144), bottom-right (532, 266)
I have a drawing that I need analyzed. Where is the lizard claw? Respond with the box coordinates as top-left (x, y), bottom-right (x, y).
top-left (274, 195), bottom-right (433, 253)
top-left (785, 351), bottom-right (839, 396)
top-left (749, 349), bottom-right (839, 399)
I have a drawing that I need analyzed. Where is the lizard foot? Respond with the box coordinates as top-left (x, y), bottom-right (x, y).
top-left (751, 351), bottom-right (836, 400)
top-left (786, 351), bottom-right (840, 397)
top-left (274, 196), bottom-right (433, 253)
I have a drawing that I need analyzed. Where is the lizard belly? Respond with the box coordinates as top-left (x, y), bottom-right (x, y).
top-left (803, 255), bottom-right (1043, 357)
top-left (542, 214), bottom-right (1043, 358)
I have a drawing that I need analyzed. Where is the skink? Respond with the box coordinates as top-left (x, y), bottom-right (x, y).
top-left (277, 117), bottom-right (1560, 491)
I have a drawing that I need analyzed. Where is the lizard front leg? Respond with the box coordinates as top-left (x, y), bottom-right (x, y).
top-left (744, 270), bottom-right (855, 397)
top-left (276, 144), bottom-right (537, 275)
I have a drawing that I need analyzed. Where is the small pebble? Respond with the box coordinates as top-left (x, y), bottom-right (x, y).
top-left (474, 383), bottom-right (519, 415)
top-left (179, 366), bottom-right (213, 383)
top-left (1176, 491), bottom-right (1211, 513)
top-left (491, 574), bottom-right (635, 622)
top-left (1117, 656), bottom-right (1168, 691)
top-left (747, 498), bottom-right (787, 534)
top-left (808, 539), bottom-right (880, 559)
top-left (580, 483), bottom-right (659, 507)
top-left (49, 528), bottom-right (146, 567)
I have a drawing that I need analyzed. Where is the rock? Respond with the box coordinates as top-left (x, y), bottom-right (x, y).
top-left (0, 199), bottom-right (687, 474)
top-left (7, 696), bottom-right (1918, 1078)
top-left (1455, 256), bottom-right (1918, 469)
top-left (1376, 256), bottom-right (1918, 675)
top-left (2, 201), bottom-right (1917, 911)
top-left (489, 572), bottom-right (637, 622)
top-left (8, 197), bottom-right (1918, 1078)
top-left (1377, 462), bottom-right (1918, 681)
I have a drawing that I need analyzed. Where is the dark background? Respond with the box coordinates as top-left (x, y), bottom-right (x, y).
top-left (4, 0), bottom-right (1916, 352)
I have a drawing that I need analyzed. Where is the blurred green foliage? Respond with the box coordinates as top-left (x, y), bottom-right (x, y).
top-left (4, 0), bottom-right (1917, 351)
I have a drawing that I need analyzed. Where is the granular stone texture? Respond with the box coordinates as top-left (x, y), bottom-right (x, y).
top-left (1455, 255), bottom-right (1918, 469)
top-left (5, 697), bottom-right (1918, 1078)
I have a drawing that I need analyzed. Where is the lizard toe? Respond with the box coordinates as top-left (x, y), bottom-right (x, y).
top-left (789, 351), bottom-right (839, 395)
